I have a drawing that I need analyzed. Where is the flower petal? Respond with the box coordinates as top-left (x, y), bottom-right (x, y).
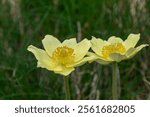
top-left (54, 67), bottom-right (75, 76)
top-left (27, 45), bottom-right (56, 70)
top-left (91, 36), bottom-right (105, 56)
top-left (126, 44), bottom-right (149, 59)
top-left (62, 38), bottom-right (77, 48)
top-left (125, 48), bottom-right (136, 57)
top-left (52, 65), bottom-right (64, 71)
top-left (42, 35), bottom-right (61, 57)
top-left (74, 39), bottom-right (91, 62)
top-left (67, 57), bottom-right (89, 67)
top-left (109, 53), bottom-right (127, 62)
top-left (108, 36), bottom-right (123, 43)
top-left (124, 33), bottom-right (140, 50)
top-left (87, 52), bottom-right (111, 64)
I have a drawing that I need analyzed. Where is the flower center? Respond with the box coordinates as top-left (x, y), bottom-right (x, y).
top-left (52, 46), bottom-right (75, 65)
top-left (101, 43), bottom-right (126, 59)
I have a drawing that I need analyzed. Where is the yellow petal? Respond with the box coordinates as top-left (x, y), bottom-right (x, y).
top-left (52, 65), bottom-right (63, 71)
top-left (54, 67), bottom-right (75, 76)
top-left (87, 52), bottom-right (101, 62)
top-left (62, 38), bottom-right (77, 48)
top-left (108, 36), bottom-right (123, 43)
top-left (42, 35), bottom-right (61, 57)
top-left (74, 39), bottom-right (91, 62)
top-left (124, 33), bottom-right (140, 50)
top-left (96, 59), bottom-right (111, 65)
top-left (67, 57), bottom-right (89, 67)
top-left (87, 52), bottom-right (111, 64)
top-left (125, 48), bottom-right (136, 57)
top-left (109, 53), bottom-right (127, 62)
top-left (27, 45), bottom-right (56, 70)
top-left (91, 36), bottom-right (105, 56)
top-left (126, 44), bottom-right (149, 59)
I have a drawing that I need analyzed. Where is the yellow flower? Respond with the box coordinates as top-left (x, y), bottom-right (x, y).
top-left (27, 35), bottom-right (91, 76)
top-left (88, 33), bottom-right (149, 64)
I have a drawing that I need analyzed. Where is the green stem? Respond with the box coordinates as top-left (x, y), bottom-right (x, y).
top-left (63, 76), bottom-right (71, 100)
top-left (112, 62), bottom-right (120, 100)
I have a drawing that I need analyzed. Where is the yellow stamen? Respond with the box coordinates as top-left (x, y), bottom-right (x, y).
top-left (102, 43), bottom-right (126, 59)
top-left (52, 46), bottom-right (75, 65)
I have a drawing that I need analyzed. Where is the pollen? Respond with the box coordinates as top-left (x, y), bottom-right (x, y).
top-left (52, 46), bottom-right (75, 65)
top-left (101, 43), bottom-right (126, 59)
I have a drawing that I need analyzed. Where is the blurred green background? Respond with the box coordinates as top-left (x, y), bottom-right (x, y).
top-left (0, 0), bottom-right (150, 99)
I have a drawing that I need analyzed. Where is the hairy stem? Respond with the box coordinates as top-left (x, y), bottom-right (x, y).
top-left (63, 76), bottom-right (71, 100)
top-left (112, 62), bottom-right (120, 100)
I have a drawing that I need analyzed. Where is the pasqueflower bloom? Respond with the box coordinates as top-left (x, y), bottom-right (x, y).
top-left (27, 35), bottom-right (91, 76)
top-left (88, 33), bottom-right (148, 64)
